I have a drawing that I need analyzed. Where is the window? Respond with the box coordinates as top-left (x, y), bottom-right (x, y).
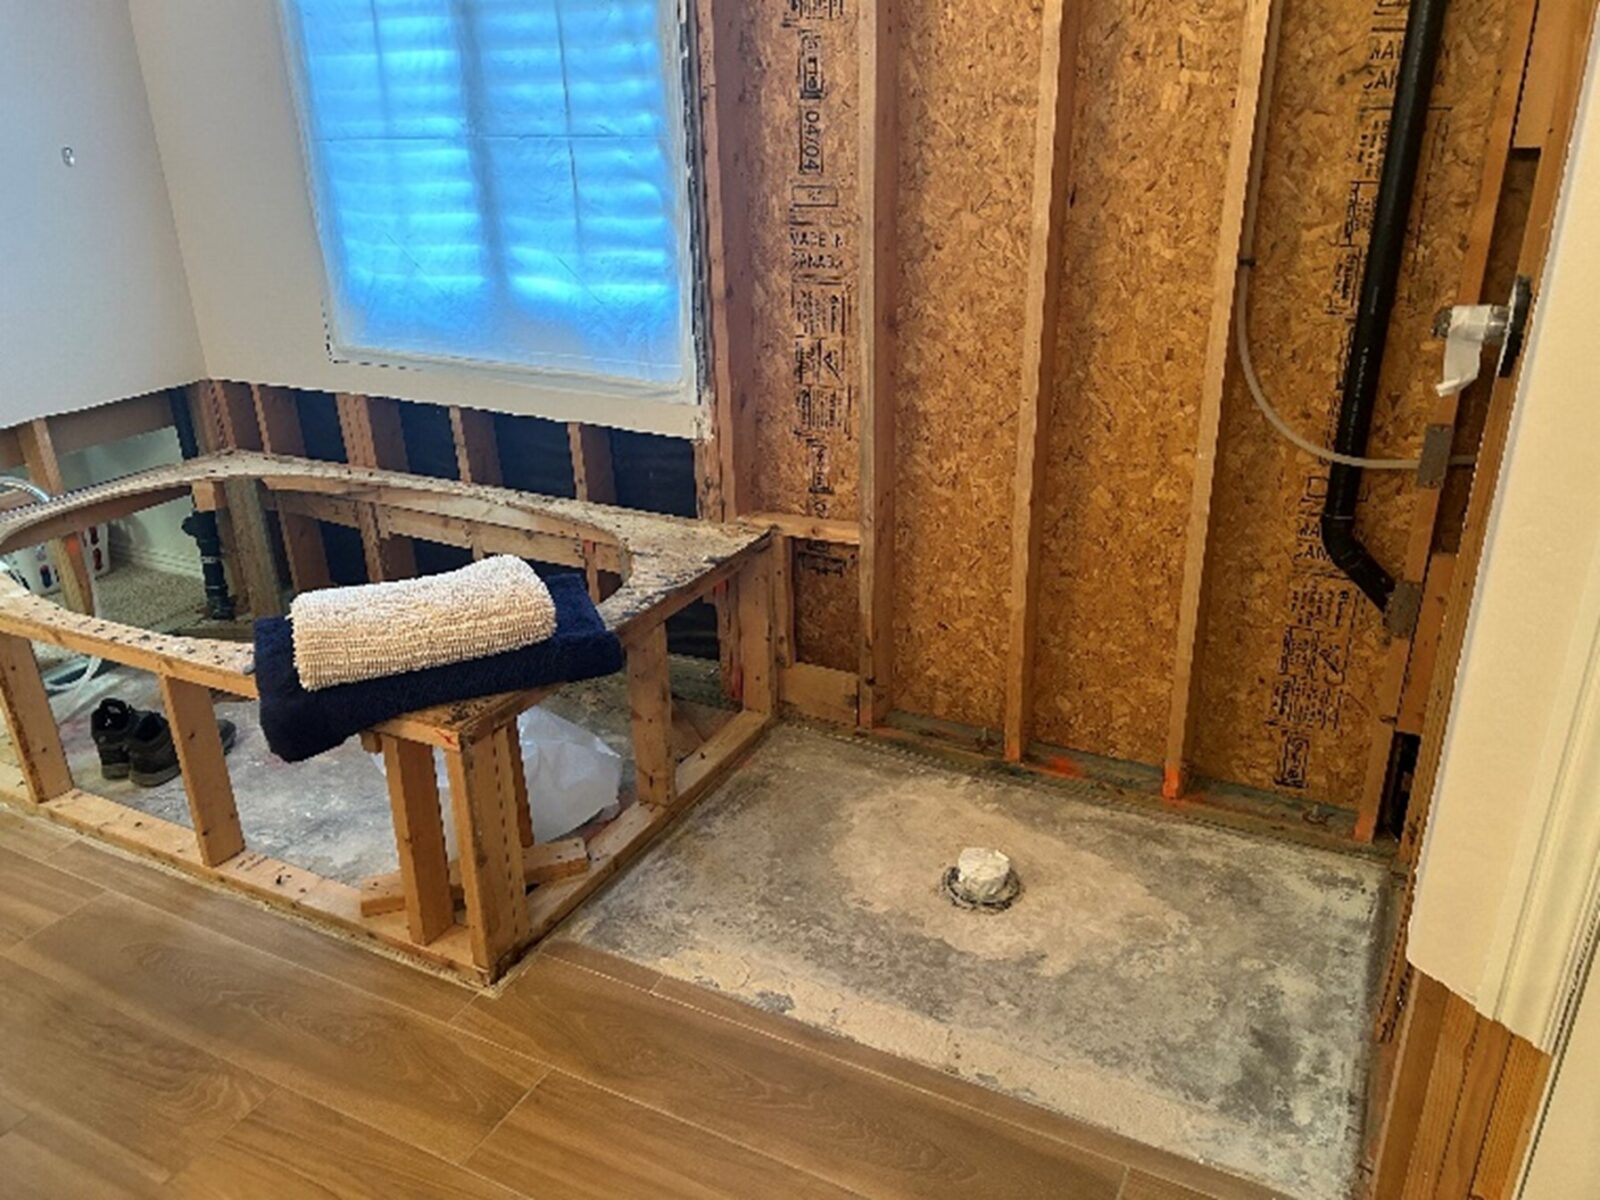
top-left (279, 0), bottom-right (696, 403)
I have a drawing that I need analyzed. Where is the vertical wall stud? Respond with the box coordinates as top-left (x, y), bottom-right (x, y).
top-left (450, 406), bottom-right (504, 486)
top-left (857, 0), bottom-right (898, 729)
top-left (692, 0), bottom-right (753, 524)
top-left (252, 385), bottom-right (331, 594)
top-left (1354, 0), bottom-right (1542, 841)
top-left (335, 394), bottom-right (417, 580)
top-left (1001, 0), bottom-right (1086, 762)
top-left (1162, 0), bottom-right (1279, 799)
top-left (569, 424), bottom-right (617, 597)
top-left (188, 383), bottom-right (251, 612)
top-left (220, 478), bottom-right (286, 618)
top-left (568, 424), bottom-right (616, 503)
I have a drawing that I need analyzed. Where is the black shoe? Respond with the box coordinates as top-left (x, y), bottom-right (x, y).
top-left (91, 698), bottom-right (145, 780)
top-left (127, 710), bottom-right (238, 788)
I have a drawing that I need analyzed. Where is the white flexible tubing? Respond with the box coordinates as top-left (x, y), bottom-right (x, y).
top-left (1235, 269), bottom-right (1433, 471)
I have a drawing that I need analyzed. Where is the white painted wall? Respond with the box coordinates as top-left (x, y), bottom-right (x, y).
top-left (62, 429), bottom-right (199, 578)
top-left (126, 0), bottom-right (702, 439)
top-left (0, 0), bottom-right (203, 425)
top-left (1409, 29), bottom-right (1600, 1051)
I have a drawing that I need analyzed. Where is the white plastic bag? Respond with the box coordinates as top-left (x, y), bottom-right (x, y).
top-left (368, 705), bottom-right (623, 843)
top-left (514, 707), bottom-right (622, 842)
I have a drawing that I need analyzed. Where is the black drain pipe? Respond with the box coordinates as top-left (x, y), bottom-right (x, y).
top-left (168, 391), bottom-right (236, 620)
top-left (1320, 0), bottom-right (1450, 619)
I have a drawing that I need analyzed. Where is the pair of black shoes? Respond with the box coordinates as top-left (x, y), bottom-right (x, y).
top-left (90, 698), bottom-right (237, 787)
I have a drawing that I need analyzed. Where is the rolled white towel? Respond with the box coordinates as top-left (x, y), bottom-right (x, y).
top-left (290, 554), bottom-right (557, 691)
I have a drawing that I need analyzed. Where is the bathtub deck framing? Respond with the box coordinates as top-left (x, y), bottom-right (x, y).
top-left (0, 452), bottom-right (775, 984)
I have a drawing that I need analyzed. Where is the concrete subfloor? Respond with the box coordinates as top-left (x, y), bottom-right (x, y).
top-left (559, 724), bottom-right (1390, 1200)
top-left (39, 629), bottom-right (719, 885)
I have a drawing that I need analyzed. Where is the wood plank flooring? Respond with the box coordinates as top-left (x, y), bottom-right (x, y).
top-left (0, 807), bottom-right (1282, 1199)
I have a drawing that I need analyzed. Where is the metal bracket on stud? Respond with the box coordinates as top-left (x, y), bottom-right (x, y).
top-left (1385, 579), bottom-right (1425, 639)
top-left (1416, 424), bottom-right (1456, 488)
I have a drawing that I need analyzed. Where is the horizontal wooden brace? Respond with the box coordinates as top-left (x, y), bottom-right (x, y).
top-left (746, 512), bottom-right (862, 545)
top-left (357, 837), bottom-right (590, 917)
top-left (0, 485), bottom-right (191, 557)
top-left (269, 490), bottom-right (623, 572)
top-left (779, 662), bottom-right (859, 725)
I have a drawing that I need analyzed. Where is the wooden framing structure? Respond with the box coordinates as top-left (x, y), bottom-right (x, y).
top-left (669, 0), bottom-right (1562, 851)
top-left (1371, 970), bottom-right (1552, 1198)
top-left (1001, 0), bottom-right (1085, 762)
top-left (855, 0), bottom-right (897, 731)
top-left (0, 0), bottom-right (1576, 858)
top-left (1161, 0), bottom-right (1281, 800)
top-left (0, 452), bottom-right (774, 985)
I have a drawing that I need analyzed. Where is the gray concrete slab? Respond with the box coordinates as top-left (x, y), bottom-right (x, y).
top-left (559, 723), bottom-right (1389, 1200)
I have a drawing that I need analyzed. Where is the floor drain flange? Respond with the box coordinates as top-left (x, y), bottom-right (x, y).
top-left (941, 848), bottom-right (1022, 912)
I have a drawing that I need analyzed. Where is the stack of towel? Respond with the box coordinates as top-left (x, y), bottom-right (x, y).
top-left (254, 555), bottom-right (623, 762)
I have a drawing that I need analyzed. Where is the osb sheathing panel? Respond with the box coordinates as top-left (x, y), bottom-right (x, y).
top-left (1189, 0), bottom-right (1510, 806)
top-left (887, 0), bottom-right (1042, 729)
top-left (733, 1), bottom-right (862, 522)
top-left (718, 0), bottom-right (864, 671)
top-left (793, 540), bottom-right (860, 671)
top-left (1028, 0), bottom-right (1245, 763)
top-left (722, 0), bottom-right (1511, 805)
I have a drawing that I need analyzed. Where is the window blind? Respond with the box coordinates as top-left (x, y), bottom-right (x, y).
top-left (281, 0), bottom-right (692, 395)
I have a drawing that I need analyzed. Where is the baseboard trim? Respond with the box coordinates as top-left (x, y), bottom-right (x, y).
top-left (120, 543), bottom-right (204, 580)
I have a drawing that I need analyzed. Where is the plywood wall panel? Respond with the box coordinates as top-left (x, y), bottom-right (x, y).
top-left (708, 0), bottom-right (866, 675)
top-left (712, 0), bottom-right (1515, 809)
top-left (1188, 0), bottom-right (1511, 806)
top-left (731, 0), bottom-right (863, 524)
top-left (793, 541), bottom-right (860, 671)
top-left (1027, 0), bottom-right (1245, 763)
top-left (887, 0), bottom-right (1042, 731)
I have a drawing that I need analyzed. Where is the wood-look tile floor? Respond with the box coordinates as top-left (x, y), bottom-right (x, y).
top-left (0, 808), bottom-right (1286, 1199)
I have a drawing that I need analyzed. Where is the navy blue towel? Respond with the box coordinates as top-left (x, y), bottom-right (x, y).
top-left (255, 572), bottom-right (624, 763)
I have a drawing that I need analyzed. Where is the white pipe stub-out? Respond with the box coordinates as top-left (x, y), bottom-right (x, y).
top-left (942, 847), bottom-right (1021, 912)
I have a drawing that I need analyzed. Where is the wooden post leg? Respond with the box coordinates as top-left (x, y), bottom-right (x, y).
top-left (380, 735), bottom-right (454, 944)
top-left (444, 727), bottom-right (531, 973)
top-left (220, 479), bottom-right (285, 618)
top-left (158, 677), bottom-right (245, 867)
top-left (627, 623), bottom-right (675, 806)
top-left (18, 418), bottom-right (94, 616)
top-left (737, 548), bottom-right (777, 716)
top-left (714, 579), bottom-right (740, 705)
top-left (772, 536), bottom-right (795, 674)
top-left (0, 633), bottom-right (72, 803)
top-left (506, 727), bottom-right (535, 848)
top-left (581, 540), bottom-right (602, 602)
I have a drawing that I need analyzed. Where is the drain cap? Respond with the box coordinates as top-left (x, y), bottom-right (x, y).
top-left (942, 847), bottom-right (1021, 911)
